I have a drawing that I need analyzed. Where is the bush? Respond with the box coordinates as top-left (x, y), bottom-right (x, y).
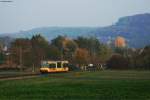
top-left (107, 54), bottom-right (129, 70)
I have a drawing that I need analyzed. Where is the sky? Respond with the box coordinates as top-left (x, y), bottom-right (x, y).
top-left (0, 0), bottom-right (150, 33)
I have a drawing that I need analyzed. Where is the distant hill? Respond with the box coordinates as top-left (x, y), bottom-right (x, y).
top-left (95, 13), bottom-right (150, 48)
top-left (0, 27), bottom-right (98, 40)
top-left (0, 13), bottom-right (150, 48)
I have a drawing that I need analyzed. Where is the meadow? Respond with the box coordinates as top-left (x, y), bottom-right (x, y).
top-left (0, 71), bottom-right (150, 100)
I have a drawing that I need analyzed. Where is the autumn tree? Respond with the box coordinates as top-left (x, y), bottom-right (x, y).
top-left (51, 36), bottom-right (78, 61)
top-left (63, 38), bottom-right (78, 61)
top-left (135, 46), bottom-right (150, 70)
top-left (10, 38), bottom-right (32, 69)
top-left (73, 48), bottom-right (89, 67)
top-left (75, 36), bottom-right (112, 64)
top-left (47, 45), bottom-right (61, 60)
top-left (31, 34), bottom-right (49, 67)
top-left (98, 44), bottom-right (112, 63)
top-left (0, 52), bottom-right (5, 65)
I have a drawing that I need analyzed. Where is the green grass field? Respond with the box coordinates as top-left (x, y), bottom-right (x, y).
top-left (0, 71), bottom-right (150, 100)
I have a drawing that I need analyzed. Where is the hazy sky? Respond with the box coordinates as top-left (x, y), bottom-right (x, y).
top-left (0, 0), bottom-right (150, 33)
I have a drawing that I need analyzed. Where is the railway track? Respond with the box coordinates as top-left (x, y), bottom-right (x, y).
top-left (0, 71), bottom-right (83, 81)
top-left (0, 71), bottom-right (73, 81)
top-left (0, 72), bottom-right (40, 81)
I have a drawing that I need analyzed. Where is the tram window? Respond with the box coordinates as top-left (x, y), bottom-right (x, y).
top-left (49, 63), bottom-right (56, 68)
top-left (57, 62), bottom-right (61, 68)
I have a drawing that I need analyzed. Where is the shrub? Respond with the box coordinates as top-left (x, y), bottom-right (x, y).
top-left (107, 54), bottom-right (129, 70)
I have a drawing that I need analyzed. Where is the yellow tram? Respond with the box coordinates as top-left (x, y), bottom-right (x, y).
top-left (40, 61), bottom-right (69, 73)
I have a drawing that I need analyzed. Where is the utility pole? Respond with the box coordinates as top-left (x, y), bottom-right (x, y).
top-left (32, 63), bottom-right (35, 72)
top-left (19, 47), bottom-right (22, 71)
top-left (61, 47), bottom-right (63, 60)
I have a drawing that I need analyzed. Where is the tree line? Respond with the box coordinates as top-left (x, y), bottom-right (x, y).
top-left (0, 34), bottom-right (150, 71)
top-left (0, 35), bottom-right (112, 70)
